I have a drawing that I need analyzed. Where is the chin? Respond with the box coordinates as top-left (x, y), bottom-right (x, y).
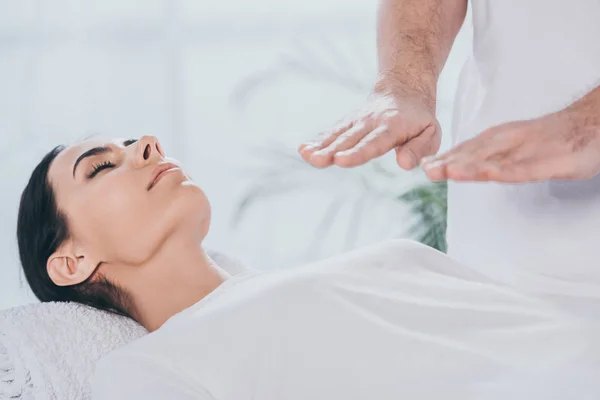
top-left (169, 182), bottom-right (212, 238)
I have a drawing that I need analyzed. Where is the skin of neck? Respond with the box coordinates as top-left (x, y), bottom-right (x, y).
top-left (108, 232), bottom-right (230, 332)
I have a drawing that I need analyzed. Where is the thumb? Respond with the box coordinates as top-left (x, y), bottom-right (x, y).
top-left (395, 123), bottom-right (441, 170)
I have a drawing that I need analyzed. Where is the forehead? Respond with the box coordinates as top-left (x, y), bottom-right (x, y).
top-left (48, 138), bottom-right (125, 187)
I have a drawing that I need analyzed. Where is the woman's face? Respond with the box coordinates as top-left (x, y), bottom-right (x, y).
top-left (47, 135), bottom-right (211, 269)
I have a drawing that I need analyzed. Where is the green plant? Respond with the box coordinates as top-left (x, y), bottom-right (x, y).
top-left (230, 38), bottom-right (448, 252)
top-left (398, 181), bottom-right (447, 252)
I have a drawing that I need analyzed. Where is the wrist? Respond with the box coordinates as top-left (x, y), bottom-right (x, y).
top-left (373, 72), bottom-right (437, 113)
top-left (560, 93), bottom-right (600, 142)
top-left (561, 85), bottom-right (600, 137)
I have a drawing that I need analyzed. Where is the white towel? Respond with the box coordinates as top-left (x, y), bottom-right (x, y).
top-left (0, 302), bottom-right (147, 400)
top-left (0, 249), bottom-right (250, 400)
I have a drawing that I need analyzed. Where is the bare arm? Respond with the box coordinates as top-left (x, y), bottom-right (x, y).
top-left (299, 0), bottom-right (468, 169)
top-left (422, 84), bottom-right (600, 183)
top-left (375, 0), bottom-right (468, 109)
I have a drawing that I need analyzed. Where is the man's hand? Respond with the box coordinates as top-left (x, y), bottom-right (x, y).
top-left (421, 89), bottom-right (600, 182)
top-left (299, 91), bottom-right (442, 170)
top-left (298, 0), bottom-right (468, 171)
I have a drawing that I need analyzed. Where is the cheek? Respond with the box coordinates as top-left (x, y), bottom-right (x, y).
top-left (75, 184), bottom-right (160, 265)
top-left (101, 186), bottom-right (166, 263)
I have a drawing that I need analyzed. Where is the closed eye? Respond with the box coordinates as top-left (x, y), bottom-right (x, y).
top-left (87, 160), bottom-right (116, 179)
top-left (78, 139), bottom-right (137, 180)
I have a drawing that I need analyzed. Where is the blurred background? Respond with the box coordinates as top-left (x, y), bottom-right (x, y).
top-left (0, 0), bottom-right (472, 309)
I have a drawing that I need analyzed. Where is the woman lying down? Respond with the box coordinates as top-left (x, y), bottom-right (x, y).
top-left (17, 136), bottom-right (600, 399)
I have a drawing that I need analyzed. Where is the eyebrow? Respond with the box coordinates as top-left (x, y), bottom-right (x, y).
top-left (72, 139), bottom-right (137, 178)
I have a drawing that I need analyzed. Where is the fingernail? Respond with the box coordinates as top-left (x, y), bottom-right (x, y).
top-left (336, 148), bottom-right (357, 157)
top-left (422, 160), bottom-right (444, 170)
top-left (311, 150), bottom-right (332, 160)
top-left (302, 143), bottom-right (320, 151)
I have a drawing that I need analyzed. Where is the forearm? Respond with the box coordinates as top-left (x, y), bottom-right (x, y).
top-left (548, 84), bottom-right (600, 152)
top-left (375, 0), bottom-right (468, 107)
top-left (566, 84), bottom-right (600, 130)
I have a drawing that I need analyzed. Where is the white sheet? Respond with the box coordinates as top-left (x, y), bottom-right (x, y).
top-left (93, 240), bottom-right (600, 399)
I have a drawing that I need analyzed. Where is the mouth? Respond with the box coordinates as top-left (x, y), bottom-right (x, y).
top-left (147, 162), bottom-right (181, 191)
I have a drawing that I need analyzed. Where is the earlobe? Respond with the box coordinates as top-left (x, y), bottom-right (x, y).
top-left (47, 243), bottom-right (97, 287)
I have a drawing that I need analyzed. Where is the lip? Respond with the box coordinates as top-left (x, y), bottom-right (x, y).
top-left (147, 162), bottom-right (181, 191)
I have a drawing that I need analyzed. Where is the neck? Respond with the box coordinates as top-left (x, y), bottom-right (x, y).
top-left (119, 235), bottom-right (229, 332)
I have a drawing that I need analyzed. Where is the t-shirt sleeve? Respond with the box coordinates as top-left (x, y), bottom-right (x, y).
top-left (92, 352), bottom-right (215, 400)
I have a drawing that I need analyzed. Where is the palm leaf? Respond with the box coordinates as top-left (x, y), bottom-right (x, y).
top-left (398, 181), bottom-right (448, 252)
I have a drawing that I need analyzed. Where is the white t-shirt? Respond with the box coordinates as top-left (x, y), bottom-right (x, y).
top-left (447, 1), bottom-right (600, 303)
top-left (92, 240), bottom-right (599, 399)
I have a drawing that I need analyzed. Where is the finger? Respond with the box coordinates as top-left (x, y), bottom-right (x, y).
top-left (478, 162), bottom-right (537, 183)
top-left (299, 120), bottom-right (353, 162)
top-left (448, 156), bottom-right (556, 183)
top-left (395, 123), bottom-right (441, 170)
top-left (422, 158), bottom-right (449, 181)
top-left (456, 125), bottom-right (525, 165)
top-left (311, 122), bottom-right (371, 164)
top-left (421, 148), bottom-right (456, 181)
top-left (423, 122), bottom-right (534, 182)
top-left (310, 122), bottom-right (369, 168)
top-left (486, 164), bottom-right (526, 183)
top-left (333, 125), bottom-right (396, 168)
top-left (302, 119), bottom-right (353, 151)
top-left (421, 144), bottom-right (462, 170)
top-left (444, 162), bottom-right (475, 181)
top-left (420, 126), bottom-right (498, 168)
top-left (493, 156), bottom-right (568, 183)
top-left (445, 142), bottom-right (538, 182)
top-left (471, 163), bottom-right (504, 182)
top-left (446, 160), bottom-right (505, 182)
top-left (422, 137), bottom-right (494, 181)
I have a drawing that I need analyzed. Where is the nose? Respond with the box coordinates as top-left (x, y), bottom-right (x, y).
top-left (135, 135), bottom-right (165, 168)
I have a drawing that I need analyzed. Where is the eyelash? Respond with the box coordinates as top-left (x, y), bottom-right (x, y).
top-left (87, 161), bottom-right (116, 179)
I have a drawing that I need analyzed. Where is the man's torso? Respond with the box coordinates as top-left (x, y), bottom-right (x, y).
top-left (448, 0), bottom-right (600, 302)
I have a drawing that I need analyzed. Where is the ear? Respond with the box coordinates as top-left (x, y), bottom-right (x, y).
top-left (47, 240), bottom-right (99, 286)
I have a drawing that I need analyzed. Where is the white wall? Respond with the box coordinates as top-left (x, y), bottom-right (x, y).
top-left (0, 0), bottom-right (472, 309)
